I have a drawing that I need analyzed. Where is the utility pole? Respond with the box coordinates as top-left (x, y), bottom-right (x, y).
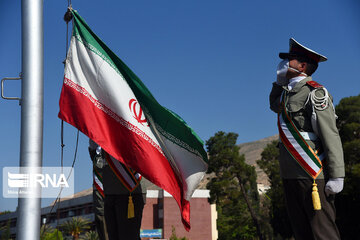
top-left (16, 0), bottom-right (44, 239)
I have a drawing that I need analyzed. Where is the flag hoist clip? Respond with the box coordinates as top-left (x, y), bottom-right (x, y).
top-left (64, 6), bottom-right (73, 24)
top-left (1, 73), bottom-right (22, 105)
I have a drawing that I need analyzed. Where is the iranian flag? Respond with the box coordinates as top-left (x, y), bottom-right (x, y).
top-left (58, 10), bottom-right (208, 230)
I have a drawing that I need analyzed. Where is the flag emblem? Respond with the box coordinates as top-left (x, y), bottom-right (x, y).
top-left (58, 10), bottom-right (208, 230)
top-left (129, 98), bottom-right (148, 126)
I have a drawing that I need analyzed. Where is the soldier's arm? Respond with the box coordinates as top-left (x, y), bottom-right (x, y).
top-left (314, 89), bottom-right (345, 178)
top-left (269, 82), bottom-right (283, 113)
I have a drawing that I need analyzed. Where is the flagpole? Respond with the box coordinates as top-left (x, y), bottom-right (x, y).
top-left (16, 0), bottom-right (44, 239)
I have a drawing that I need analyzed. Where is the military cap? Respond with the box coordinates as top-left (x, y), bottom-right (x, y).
top-left (279, 38), bottom-right (327, 63)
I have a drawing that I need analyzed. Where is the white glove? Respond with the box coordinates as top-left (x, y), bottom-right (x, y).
top-left (276, 60), bottom-right (290, 86)
top-left (325, 178), bottom-right (344, 195)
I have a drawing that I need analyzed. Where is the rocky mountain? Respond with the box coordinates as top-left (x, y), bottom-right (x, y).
top-left (239, 135), bottom-right (278, 186)
top-left (198, 135), bottom-right (278, 189)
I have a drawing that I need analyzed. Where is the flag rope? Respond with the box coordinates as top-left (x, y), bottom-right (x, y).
top-left (42, 7), bottom-right (78, 230)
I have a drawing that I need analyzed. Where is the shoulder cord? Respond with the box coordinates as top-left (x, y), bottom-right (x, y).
top-left (305, 87), bottom-right (337, 119)
top-left (307, 88), bottom-right (329, 110)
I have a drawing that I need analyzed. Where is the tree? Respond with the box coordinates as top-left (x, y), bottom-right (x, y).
top-left (59, 217), bottom-right (91, 240)
top-left (257, 140), bottom-right (293, 239)
top-left (40, 224), bottom-right (63, 240)
top-left (0, 211), bottom-right (11, 216)
top-left (206, 131), bottom-right (264, 240)
top-left (80, 231), bottom-right (99, 240)
top-left (334, 94), bottom-right (360, 239)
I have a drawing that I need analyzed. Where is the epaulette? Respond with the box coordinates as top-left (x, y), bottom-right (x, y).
top-left (306, 80), bottom-right (323, 88)
top-left (307, 80), bottom-right (332, 112)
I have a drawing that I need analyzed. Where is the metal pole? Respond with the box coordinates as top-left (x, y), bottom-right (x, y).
top-left (16, 0), bottom-right (44, 239)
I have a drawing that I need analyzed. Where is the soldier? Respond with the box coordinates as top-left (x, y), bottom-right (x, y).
top-left (89, 140), bottom-right (108, 240)
top-left (89, 139), bottom-right (147, 240)
top-left (269, 38), bottom-right (345, 240)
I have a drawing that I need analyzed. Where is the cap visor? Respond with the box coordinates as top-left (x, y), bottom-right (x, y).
top-left (279, 53), bottom-right (289, 59)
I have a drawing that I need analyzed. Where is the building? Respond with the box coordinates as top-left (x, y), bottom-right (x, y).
top-left (0, 188), bottom-right (218, 240)
top-left (142, 189), bottom-right (217, 239)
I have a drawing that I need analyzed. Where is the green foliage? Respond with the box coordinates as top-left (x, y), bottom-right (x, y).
top-left (45, 230), bottom-right (63, 240)
top-left (42, 229), bottom-right (63, 240)
top-left (40, 224), bottom-right (64, 240)
top-left (169, 226), bottom-right (188, 240)
top-left (40, 224), bottom-right (53, 240)
top-left (80, 231), bottom-right (99, 240)
top-left (257, 141), bottom-right (293, 239)
top-left (206, 131), bottom-right (263, 240)
top-left (0, 211), bottom-right (11, 216)
top-left (59, 217), bottom-right (91, 240)
top-left (336, 95), bottom-right (360, 142)
top-left (335, 94), bottom-right (360, 239)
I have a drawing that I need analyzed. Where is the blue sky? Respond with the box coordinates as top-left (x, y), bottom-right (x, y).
top-left (1, 0), bottom-right (359, 211)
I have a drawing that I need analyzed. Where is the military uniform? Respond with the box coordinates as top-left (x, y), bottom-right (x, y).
top-left (89, 143), bottom-right (109, 240)
top-left (270, 38), bottom-right (345, 240)
top-left (270, 77), bottom-right (345, 180)
top-left (89, 140), bottom-right (148, 240)
top-left (102, 160), bottom-right (147, 240)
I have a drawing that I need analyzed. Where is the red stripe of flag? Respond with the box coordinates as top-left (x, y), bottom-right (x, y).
top-left (59, 79), bottom-right (191, 229)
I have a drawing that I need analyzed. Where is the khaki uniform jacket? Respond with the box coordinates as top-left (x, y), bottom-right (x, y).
top-left (269, 77), bottom-right (345, 179)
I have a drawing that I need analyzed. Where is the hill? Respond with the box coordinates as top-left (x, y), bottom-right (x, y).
top-left (198, 135), bottom-right (278, 189)
top-left (239, 135), bottom-right (278, 186)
